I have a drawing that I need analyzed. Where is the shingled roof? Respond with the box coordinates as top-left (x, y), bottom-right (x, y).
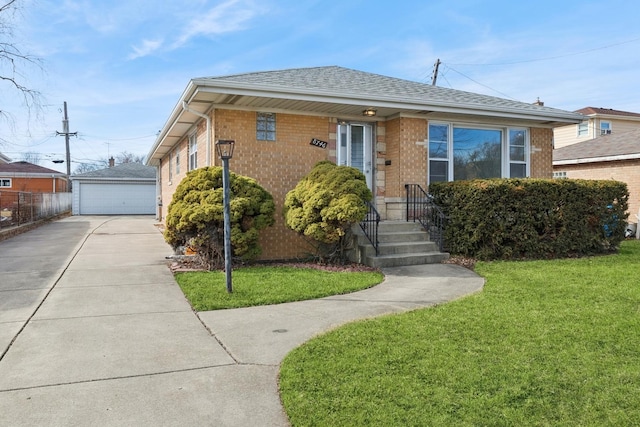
top-left (148, 66), bottom-right (584, 165)
top-left (575, 107), bottom-right (640, 118)
top-left (195, 66), bottom-right (580, 119)
top-left (554, 128), bottom-right (640, 164)
top-left (0, 161), bottom-right (66, 176)
top-left (72, 162), bottom-right (156, 180)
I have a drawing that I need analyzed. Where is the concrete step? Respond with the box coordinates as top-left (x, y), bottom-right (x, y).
top-left (365, 252), bottom-right (450, 269)
top-left (359, 240), bottom-right (440, 257)
top-left (377, 221), bottom-right (425, 233)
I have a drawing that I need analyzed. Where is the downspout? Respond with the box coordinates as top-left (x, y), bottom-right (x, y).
top-left (182, 101), bottom-right (212, 166)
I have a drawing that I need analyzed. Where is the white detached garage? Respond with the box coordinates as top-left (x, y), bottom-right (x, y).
top-left (71, 163), bottom-right (157, 215)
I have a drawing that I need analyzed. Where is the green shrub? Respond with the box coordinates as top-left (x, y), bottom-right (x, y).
top-left (429, 178), bottom-right (628, 260)
top-left (165, 166), bottom-right (275, 270)
top-left (284, 161), bottom-right (372, 263)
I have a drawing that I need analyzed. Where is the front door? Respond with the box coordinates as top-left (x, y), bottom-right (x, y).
top-left (337, 123), bottom-right (373, 189)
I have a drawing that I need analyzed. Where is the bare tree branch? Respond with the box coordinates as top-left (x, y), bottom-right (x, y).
top-left (0, 0), bottom-right (44, 143)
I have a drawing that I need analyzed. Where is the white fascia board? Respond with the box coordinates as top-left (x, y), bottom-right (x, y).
top-left (553, 153), bottom-right (640, 165)
top-left (71, 177), bottom-right (155, 182)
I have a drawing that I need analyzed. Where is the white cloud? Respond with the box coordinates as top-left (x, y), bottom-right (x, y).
top-left (129, 39), bottom-right (165, 60)
top-left (172, 0), bottom-right (264, 49)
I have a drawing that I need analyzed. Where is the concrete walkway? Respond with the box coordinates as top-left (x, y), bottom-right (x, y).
top-left (0, 216), bottom-right (484, 426)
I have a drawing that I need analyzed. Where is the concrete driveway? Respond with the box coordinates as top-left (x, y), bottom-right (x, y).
top-left (0, 216), bottom-right (483, 426)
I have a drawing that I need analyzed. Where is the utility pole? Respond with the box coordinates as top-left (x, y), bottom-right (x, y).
top-left (431, 58), bottom-right (441, 86)
top-left (56, 101), bottom-right (77, 191)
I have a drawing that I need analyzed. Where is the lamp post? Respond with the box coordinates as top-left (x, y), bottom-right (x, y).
top-left (216, 140), bottom-right (235, 293)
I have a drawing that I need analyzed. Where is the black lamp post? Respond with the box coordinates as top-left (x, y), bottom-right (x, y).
top-left (216, 139), bottom-right (235, 293)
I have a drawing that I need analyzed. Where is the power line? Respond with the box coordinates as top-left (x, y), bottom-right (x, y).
top-left (448, 36), bottom-right (640, 66)
top-left (442, 64), bottom-right (516, 100)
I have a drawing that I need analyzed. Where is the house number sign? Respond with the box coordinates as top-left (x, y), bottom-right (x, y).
top-left (309, 138), bottom-right (328, 149)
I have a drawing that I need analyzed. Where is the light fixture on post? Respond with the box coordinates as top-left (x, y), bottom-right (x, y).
top-left (215, 139), bottom-right (235, 293)
top-left (362, 107), bottom-right (377, 117)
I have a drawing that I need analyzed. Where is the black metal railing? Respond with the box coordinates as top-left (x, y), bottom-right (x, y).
top-left (405, 184), bottom-right (447, 251)
top-left (359, 201), bottom-right (380, 256)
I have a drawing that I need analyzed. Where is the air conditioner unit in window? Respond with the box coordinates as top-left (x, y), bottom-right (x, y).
top-left (601, 129), bottom-right (612, 135)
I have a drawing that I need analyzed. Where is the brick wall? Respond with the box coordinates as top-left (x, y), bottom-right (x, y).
top-left (555, 160), bottom-right (640, 223)
top-left (530, 128), bottom-right (554, 178)
top-left (1, 177), bottom-right (69, 193)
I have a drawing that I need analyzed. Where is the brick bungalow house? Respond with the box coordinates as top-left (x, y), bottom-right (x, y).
top-left (553, 128), bottom-right (640, 231)
top-left (0, 161), bottom-right (69, 193)
top-left (146, 66), bottom-right (583, 261)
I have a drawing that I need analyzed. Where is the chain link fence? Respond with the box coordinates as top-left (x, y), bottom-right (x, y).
top-left (0, 191), bottom-right (72, 229)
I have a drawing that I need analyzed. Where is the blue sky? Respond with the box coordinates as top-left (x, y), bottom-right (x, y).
top-left (2, 0), bottom-right (639, 173)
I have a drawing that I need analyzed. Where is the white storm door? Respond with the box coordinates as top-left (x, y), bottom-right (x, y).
top-left (338, 123), bottom-right (373, 189)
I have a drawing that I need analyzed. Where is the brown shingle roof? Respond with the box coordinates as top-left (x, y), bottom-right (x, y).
top-left (553, 128), bottom-right (640, 163)
top-left (0, 161), bottom-right (65, 175)
top-left (575, 107), bottom-right (640, 118)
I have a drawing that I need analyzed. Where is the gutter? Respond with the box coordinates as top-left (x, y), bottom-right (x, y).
top-left (182, 101), bottom-right (212, 167)
top-left (554, 152), bottom-right (640, 165)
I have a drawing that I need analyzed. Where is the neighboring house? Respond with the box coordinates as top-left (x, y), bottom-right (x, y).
top-left (71, 162), bottom-right (156, 215)
top-left (553, 128), bottom-right (640, 225)
top-left (0, 161), bottom-right (69, 193)
top-left (554, 107), bottom-right (640, 149)
top-left (0, 153), bottom-right (11, 164)
top-left (146, 66), bottom-right (583, 261)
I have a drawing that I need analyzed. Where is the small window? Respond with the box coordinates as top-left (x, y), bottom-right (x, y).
top-left (553, 171), bottom-right (567, 179)
top-left (577, 121), bottom-right (588, 137)
top-left (168, 152), bottom-right (173, 180)
top-left (175, 149), bottom-right (180, 175)
top-left (188, 134), bottom-right (197, 171)
top-left (0, 178), bottom-right (11, 188)
top-left (600, 121), bottom-right (612, 135)
top-left (257, 112), bottom-right (276, 141)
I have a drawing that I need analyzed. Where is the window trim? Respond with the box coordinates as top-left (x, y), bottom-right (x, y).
top-left (175, 148), bottom-right (180, 175)
top-left (428, 122), bottom-right (530, 184)
top-left (188, 133), bottom-right (198, 171)
top-left (600, 120), bottom-right (612, 135)
top-left (577, 121), bottom-right (589, 137)
top-left (0, 178), bottom-right (11, 188)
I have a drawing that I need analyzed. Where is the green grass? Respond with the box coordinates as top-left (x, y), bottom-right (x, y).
top-left (280, 240), bottom-right (640, 426)
top-left (175, 266), bottom-right (384, 310)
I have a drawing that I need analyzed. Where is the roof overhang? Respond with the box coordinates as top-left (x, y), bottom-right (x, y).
top-left (0, 172), bottom-right (68, 179)
top-left (147, 79), bottom-right (585, 166)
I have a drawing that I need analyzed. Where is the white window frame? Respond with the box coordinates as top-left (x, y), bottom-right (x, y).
top-left (0, 178), bottom-right (11, 188)
top-left (427, 122), bottom-right (530, 184)
top-left (168, 151), bottom-right (173, 180)
top-left (577, 121), bottom-right (589, 137)
top-left (188, 134), bottom-right (198, 171)
top-left (175, 149), bottom-right (180, 175)
top-left (600, 120), bottom-right (612, 135)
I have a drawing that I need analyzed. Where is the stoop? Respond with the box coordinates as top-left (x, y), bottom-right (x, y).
top-left (351, 221), bottom-right (449, 268)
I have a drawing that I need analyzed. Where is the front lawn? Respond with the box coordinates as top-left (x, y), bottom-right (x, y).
top-left (175, 266), bottom-right (383, 310)
top-left (280, 240), bottom-right (640, 426)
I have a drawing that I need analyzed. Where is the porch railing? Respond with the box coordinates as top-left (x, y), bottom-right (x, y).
top-left (359, 201), bottom-right (380, 256)
top-left (405, 184), bottom-right (447, 251)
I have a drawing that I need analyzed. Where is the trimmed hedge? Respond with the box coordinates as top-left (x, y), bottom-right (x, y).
top-left (429, 179), bottom-right (629, 260)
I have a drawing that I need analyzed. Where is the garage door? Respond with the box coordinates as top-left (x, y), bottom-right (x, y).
top-left (79, 182), bottom-right (156, 215)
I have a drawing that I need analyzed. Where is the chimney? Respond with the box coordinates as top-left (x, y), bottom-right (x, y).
top-left (108, 156), bottom-right (115, 168)
top-left (533, 97), bottom-right (544, 106)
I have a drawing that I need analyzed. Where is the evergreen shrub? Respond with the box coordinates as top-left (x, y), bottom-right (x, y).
top-left (164, 166), bottom-right (275, 270)
top-left (284, 161), bottom-right (372, 263)
top-left (429, 178), bottom-right (628, 260)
